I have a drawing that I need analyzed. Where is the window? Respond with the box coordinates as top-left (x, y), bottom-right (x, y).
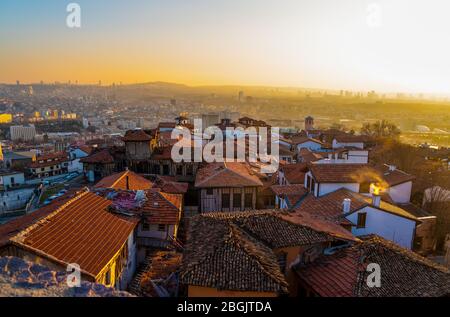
top-left (142, 222), bottom-right (150, 231)
top-left (233, 193), bottom-right (241, 208)
top-left (158, 224), bottom-right (166, 232)
top-left (206, 188), bottom-right (213, 196)
top-left (357, 213), bottom-right (367, 228)
top-left (245, 193), bottom-right (253, 208)
top-left (153, 165), bottom-right (160, 174)
top-left (163, 165), bottom-right (170, 175)
top-left (10, 177), bottom-right (15, 185)
top-left (176, 165), bottom-right (183, 175)
top-left (222, 193), bottom-right (230, 209)
top-left (186, 165), bottom-right (193, 176)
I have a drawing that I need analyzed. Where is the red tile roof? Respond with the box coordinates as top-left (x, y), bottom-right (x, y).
top-left (30, 152), bottom-right (69, 168)
top-left (122, 129), bottom-right (152, 142)
top-left (138, 189), bottom-right (182, 225)
top-left (10, 191), bottom-right (138, 278)
top-left (280, 163), bottom-right (308, 184)
top-left (195, 162), bottom-right (263, 188)
top-left (309, 163), bottom-right (379, 183)
top-left (154, 176), bottom-right (188, 194)
top-left (80, 149), bottom-right (114, 164)
top-left (376, 164), bottom-right (416, 186)
top-left (296, 235), bottom-right (450, 297)
top-left (334, 135), bottom-right (369, 143)
top-left (293, 188), bottom-right (418, 223)
top-left (95, 170), bottom-right (154, 190)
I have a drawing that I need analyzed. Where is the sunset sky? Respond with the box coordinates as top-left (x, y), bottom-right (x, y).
top-left (1, 0), bottom-right (449, 94)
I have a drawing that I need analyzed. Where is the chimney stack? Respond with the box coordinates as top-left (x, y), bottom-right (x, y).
top-left (126, 175), bottom-right (130, 190)
top-left (342, 198), bottom-right (351, 213)
top-left (372, 193), bottom-right (381, 207)
top-left (388, 165), bottom-right (396, 172)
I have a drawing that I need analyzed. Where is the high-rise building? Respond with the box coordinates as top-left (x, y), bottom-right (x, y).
top-left (238, 91), bottom-right (244, 102)
top-left (10, 125), bottom-right (36, 142)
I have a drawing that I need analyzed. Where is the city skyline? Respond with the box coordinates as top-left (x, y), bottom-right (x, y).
top-left (1, 0), bottom-right (450, 95)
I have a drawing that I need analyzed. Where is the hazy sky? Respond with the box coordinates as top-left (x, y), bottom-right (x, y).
top-left (1, 0), bottom-right (450, 94)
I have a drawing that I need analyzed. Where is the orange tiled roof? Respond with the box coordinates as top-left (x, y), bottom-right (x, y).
top-left (10, 191), bottom-right (138, 278)
top-left (296, 235), bottom-right (450, 297)
top-left (309, 163), bottom-right (378, 183)
top-left (334, 134), bottom-right (369, 143)
top-left (122, 129), bottom-right (152, 142)
top-left (293, 188), bottom-right (418, 223)
top-left (280, 163), bottom-right (308, 184)
top-left (138, 189), bottom-right (182, 225)
top-left (95, 170), bottom-right (154, 190)
top-left (376, 164), bottom-right (416, 186)
top-left (195, 162), bottom-right (263, 188)
top-left (80, 149), bottom-right (114, 164)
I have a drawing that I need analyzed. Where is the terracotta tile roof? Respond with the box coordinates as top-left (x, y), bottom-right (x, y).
top-left (293, 188), bottom-right (418, 223)
top-left (334, 135), bottom-right (369, 143)
top-left (296, 235), bottom-right (450, 297)
top-left (271, 184), bottom-right (308, 197)
top-left (195, 162), bottom-right (263, 188)
top-left (270, 184), bottom-right (308, 207)
top-left (291, 136), bottom-right (323, 145)
top-left (95, 170), bottom-right (154, 190)
top-left (80, 149), bottom-right (114, 164)
top-left (9, 191), bottom-right (138, 278)
top-left (181, 210), bottom-right (357, 293)
top-left (376, 164), bottom-right (416, 186)
top-left (30, 152), bottom-right (69, 168)
top-left (122, 129), bottom-right (152, 142)
top-left (309, 163), bottom-right (379, 183)
top-left (154, 176), bottom-right (188, 194)
top-left (138, 189), bottom-right (182, 225)
top-left (280, 163), bottom-right (308, 184)
top-left (0, 191), bottom-right (78, 248)
top-left (180, 213), bottom-right (288, 293)
top-left (298, 148), bottom-right (323, 163)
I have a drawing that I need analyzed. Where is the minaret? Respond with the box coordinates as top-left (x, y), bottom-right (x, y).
top-left (305, 116), bottom-right (314, 131)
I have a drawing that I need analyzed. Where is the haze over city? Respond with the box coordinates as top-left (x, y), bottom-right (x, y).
top-left (1, 0), bottom-right (450, 96)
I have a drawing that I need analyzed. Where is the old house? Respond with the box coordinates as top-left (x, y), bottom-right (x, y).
top-left (29, 152), bottom-right (69, 179)
top-left (305, 163), bottom-right (377, 197)
top-left (332, 135), bottom-right (368, 150)
top-left (278, 163), bottom-right (308, 185)
top-left (195, 162), bottom-right (263, 213)
top-left (295, 235), bottom-right (450, 297)
top-left (293, 188), bottom-right (419, 249)
top-left (81, 149), bottom-right (116, 182)
top-left (180, 210), bottom-right (357, 297)
top-left (123, 129), bottom-right (153, 173)
top-left (0, 189), bottom-right (138, 290)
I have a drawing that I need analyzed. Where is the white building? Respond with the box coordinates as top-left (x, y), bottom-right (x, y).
top-left (10, 125), bottom-right (36, 142)
top-left (332, 135), bottom-right (367, 150)
top-left (293, 188), bottom-right (419, 249)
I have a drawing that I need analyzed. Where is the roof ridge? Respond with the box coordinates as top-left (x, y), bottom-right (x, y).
top-left (363, 236), bottom-right (449, 273)
top-left (228, 223), bottom-right (287, 289)
top-left (110, 170), bottom-right (129, 188)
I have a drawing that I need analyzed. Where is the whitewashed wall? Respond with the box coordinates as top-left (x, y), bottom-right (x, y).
top-left (347, 206), bottom-right (416, 249)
